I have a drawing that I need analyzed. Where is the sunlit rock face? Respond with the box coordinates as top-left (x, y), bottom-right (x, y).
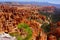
top-left (0, 33), bottom-right (16, 40)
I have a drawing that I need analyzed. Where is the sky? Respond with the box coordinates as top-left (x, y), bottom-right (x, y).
top-left (0, 0), bottom-right (60, 4)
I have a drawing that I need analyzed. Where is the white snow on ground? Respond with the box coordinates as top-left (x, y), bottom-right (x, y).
top-left (0, 33), bottom-right (16, 40)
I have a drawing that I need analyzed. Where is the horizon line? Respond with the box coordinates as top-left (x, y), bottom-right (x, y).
top-left (0, 1), bottom-right (60, 4)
